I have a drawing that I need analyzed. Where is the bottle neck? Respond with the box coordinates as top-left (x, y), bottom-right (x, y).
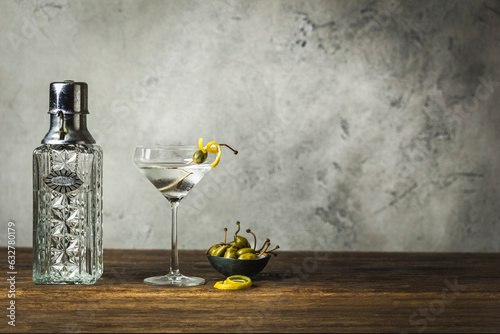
top-left (41, 112), bottom-right (96, 145)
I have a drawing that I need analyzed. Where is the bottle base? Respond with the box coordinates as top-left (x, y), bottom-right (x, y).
top-left (33, 273), bottom-right (102, 285)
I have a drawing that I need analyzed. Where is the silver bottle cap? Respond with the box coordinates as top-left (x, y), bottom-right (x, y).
top-left (42, 80), bottom-right (96, 145)
top-left (49, 80), bottom-right (89, 114)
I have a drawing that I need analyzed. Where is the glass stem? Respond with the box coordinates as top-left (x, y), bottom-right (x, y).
top-left (169, 201), bottom-right (180, 276)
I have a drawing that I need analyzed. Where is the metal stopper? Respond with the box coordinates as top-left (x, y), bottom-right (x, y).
top-left (42, 80), bottom-right (96, 145)
top-left (49, 80), bottom-right (88, 114)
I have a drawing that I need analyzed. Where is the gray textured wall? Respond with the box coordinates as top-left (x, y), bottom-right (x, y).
top-left (1, 0), bottom-right (499, 251)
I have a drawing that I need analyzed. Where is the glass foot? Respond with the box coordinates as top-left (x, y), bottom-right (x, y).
top-left (144, 273), bottom-right (206, 287)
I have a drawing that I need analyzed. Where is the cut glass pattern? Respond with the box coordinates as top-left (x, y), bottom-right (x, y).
top-left (33, 144), bottom-right (103, 284)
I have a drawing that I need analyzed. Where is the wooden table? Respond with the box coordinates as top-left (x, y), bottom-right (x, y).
top-left (3, 248), bottom-right (500, 333)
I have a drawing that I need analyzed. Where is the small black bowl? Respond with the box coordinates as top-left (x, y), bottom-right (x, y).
top-left (207, 254), bottom-right (271, 277)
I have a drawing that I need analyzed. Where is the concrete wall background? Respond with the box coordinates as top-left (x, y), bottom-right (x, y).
top-left (1, 0), bottom-right (499, 251)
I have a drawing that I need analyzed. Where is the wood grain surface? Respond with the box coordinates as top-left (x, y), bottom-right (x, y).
top-left (2, 248), bottom-right (499, 333)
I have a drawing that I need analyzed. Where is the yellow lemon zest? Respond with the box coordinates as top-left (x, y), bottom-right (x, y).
top-left (206, 141), bottom-right (222, 168)
top-left (214, 275), bottom-right (252, 290)
top-left (197, 138), bottom-right (237, 168)
top-left (214, 281), bottom-right (237, 290)
top-left (198, 138), bottom-right (207, 153)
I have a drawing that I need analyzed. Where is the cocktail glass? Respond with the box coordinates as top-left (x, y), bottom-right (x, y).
top-left (133, 145), bottom-right (212, 286)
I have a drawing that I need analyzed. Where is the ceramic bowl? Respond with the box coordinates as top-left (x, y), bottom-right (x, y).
top-left (207, 254), bottom-right (271, 277)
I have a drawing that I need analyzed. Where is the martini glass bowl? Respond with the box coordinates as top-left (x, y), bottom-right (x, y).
top-left (133, 145), bottom-right (212, 286)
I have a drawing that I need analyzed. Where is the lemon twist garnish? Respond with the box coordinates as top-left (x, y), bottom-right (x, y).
top-left (214, 275), bottom-right (252, 290)
top-left (194, 138), bottom-right (238, 168)
top-left (198, 138), bottom-right (207, 153)
top-left (206, 141), bottom-right (221, 168)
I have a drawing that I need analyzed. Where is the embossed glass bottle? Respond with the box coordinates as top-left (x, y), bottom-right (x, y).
top-left (33, 81), bottom-right (103, 284)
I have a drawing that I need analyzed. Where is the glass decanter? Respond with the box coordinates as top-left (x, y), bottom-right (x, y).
top-left (33, 81), bottom-right (103, 284)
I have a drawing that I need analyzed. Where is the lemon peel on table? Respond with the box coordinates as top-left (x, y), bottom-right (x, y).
top-left (214, 275), bottom-right (252, 290)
